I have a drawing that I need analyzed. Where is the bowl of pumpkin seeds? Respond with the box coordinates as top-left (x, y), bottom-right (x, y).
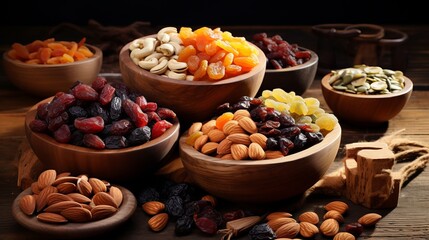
top-left (321, 65), bottom-right (413, 124)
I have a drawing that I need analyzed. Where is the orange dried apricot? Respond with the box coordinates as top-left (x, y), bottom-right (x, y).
top-left (207, 61), bottom-right (225, 80)
top-left (216, 112), bottom-right (234, 130)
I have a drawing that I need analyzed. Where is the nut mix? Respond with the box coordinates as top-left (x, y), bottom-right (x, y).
top-left (28, 77), bottom-right (177, 149)
top-left (19, 169), bottom-right (123, 223)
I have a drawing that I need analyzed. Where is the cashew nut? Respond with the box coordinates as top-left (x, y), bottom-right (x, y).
top-left (157, 43), bottom-right (175, 57)
top-left (169, 41), bottom-right (184, 55)
top-left (157, 33), bottom-right (170, 43)
top-left (165, 70), bottom-right (187, 80)
top-left (168, 33), bottom-right (183, 44)
top-left (167, 59), bottom-right (188, 73)
top-left (138, 58), bottom-right (159, 70)
top-left (150, 58), bottom-right (168, 75)
top-left (144, 52), bottom-right (164, 61)
top-left (185, 75), bottom-right (194, 81)
top-left (130, 37), bottom-right (157, 60)
top-left (129, 38), bottom-right (145, 51)
top-left (157, 27), bottom-right (178, 41)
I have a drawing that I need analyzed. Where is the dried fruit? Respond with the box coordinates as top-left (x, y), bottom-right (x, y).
top-left (148, 213), bottom-right (169, 232)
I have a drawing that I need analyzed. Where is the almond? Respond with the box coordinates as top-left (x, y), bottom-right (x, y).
top-left (217, 138), bottom-right (232, 155)
top-left (299, 221), bottom-right (319, 238)
top-left (333, 232), bottom-right (356, 240)
top-left (46, 192), bottom-right (74, 205)
top-left (52, 176), bottom-right (79, 186)
top-left (92, 192), bottom-right (118, 208)
top-left (89, 178), bottom-right (107, 194)
top-left (275, 222), bottom-right (300, 238)
top-left (248, 142), bottom-right (266, 160)
top-left (31, 181), bottom-right (41, 194)
top-left (193, 134), bottom-right (209, 151)
top-left (91, 205), bottom-right (117, 221)
top-left (142, 201), bottom-right (165, 215)
top-left (320, 218), bottom-right (339, 237)
top-left (358, 213), bottom-right (382, 226)
top-left (227, 133), bottom-right (251, 145)
top-left (36, 185), bottom-right (58, 212)
top-left (266, 211), bottom-right (293, 221)
top-left (77, 178), bottom-right (92, 197)
top-left (207, 129), bottom-right (226, 143)
top-left (233, 109), bottom-right (250, 121)
top-left (19, 194), bottom-right (36, 215)
top-left (67, 192), bottom-right (92, 203)
top-left (109, 186), bottom-right (123, 207)
top-left (324, 210), bottom-right (344, 223)
top-left (37, 169), bottom-right (57, 189)
top-left (298, 211), bottom-right (319, 224)
top-left (61, 206), bottom-right (92, 223)
top-left (148, 213), bottom-right (169, 232)
top-left (324, 201), bottom-right (349, 215)
top-left (265, 150), bottom-right (284, 159)
top-left (187, 122), bottom-right (202, 136)
top-left (56, 182), bottom-right (77, 194)
top-left (201, 119), bottom-right (216, 134)
top-left (238, 116), bottom-right (258, 134)
top-left (267, 217), bottom-right (296, 231)
top-left (201, 142), bottom-right (219, 155)
top-left (223, 121), bottom-right (245, 135)
top-left (37, 212), bottom-right (68, 223)
top-left (44, 200), bottom-right (82, 213)
top-left (220, 153), bottom-right (233, 160)
top-left (249, 133), bottom-right (267, 149)
top-left (78, 174), bottom-right (89, 182)
top-left (230, 143), bottom-right (249, 160)
top-left (56, 172), bottom-right (71, 178)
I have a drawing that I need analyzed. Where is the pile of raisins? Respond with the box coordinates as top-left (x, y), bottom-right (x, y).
top-left (251, 33), bottom-right (311, 69)
top-left (216, 96), bottom-right (324, 156)
top-left (29, 77), bottom-right (177, 149)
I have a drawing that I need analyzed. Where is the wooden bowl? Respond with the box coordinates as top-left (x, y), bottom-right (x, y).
top-left (179, 124), bottom-right (341, 203)
top-left (119, 35), bottom-right (266, 126)
top-left (257, 47), bottom-right (318, 96)
top-left (321, 73), bottom-right (413, 124)
top-left (3, 44), bottom-right (102, 98)
top-left (24, 97), bottom-right (180, 182)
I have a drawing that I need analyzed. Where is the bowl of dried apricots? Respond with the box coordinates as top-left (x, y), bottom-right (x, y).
top-left (119, 26), bottom-right (267, 126)
top-left (3, 38), bottom-right (103, 98)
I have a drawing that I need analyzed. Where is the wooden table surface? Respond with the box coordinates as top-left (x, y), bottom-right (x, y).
top-left (0, 24), bottom-right (428, 240)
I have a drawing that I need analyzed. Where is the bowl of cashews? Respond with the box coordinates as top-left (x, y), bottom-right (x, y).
top-left (119, 26), bottom-right (267, 127)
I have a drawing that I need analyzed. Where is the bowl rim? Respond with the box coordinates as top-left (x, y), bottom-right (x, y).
top-left (3, 44), bottom-right (103, 68)
top-left (321, 72), bottom-right (413, 99)
top-left (25, 97), bottom-right (180, 154)
top-left (265, 47), bottom-right (319, 73)
top-left (179, 123), bottom-right (341, 166)
top-left (119, 34), bottom-right (267, 86)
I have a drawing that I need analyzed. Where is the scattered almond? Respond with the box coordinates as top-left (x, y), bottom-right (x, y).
top-left (298, 211), bottom-right (319, 224)
top-left (299, 221), bottom-right (319, 238)
top-left (142, 201), bottom-right (165, 215)
top-left (358, 213), bottom-right (382, 226)
top-left (324, 201), bottom-right (349, 215)
top-left (320, 218), bottom-right (340, 237)
top-left (324, 210), bottom-right (344, 223)
top-left (148, 213), bottom-right (169, 232)
top-left (275, 222), bottom-right (300, 238)
top-left (334, 232), bottom-right (356, 240)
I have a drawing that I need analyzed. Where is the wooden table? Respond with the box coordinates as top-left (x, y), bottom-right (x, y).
top-left (0, 24), bottom-right (428, 239)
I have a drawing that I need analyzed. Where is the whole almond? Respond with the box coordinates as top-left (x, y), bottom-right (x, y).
top-left (233, 109), bottom-right (250, 121)
top-left (220, 153), bottom-right (233, 160)
top-left (265, 150), bottom-right (284, 159)
top-left (238, 116), bottom-right (258, 134)
top-left (89, 178), bottom-right (107, 194)
top-left (201, 142), bottom-right (219, 155)
top-left (275, 222), bottom-right (300, 238)
top-left (52, 176), bottom-right (79, 186)
top-left (320, 218), bottom-right (340, 237)
top-left (194, 134), bottom-right (209, 151)
top-left (201, 119), bottom-right (216, 134)
top-left (37, 212), bottom-right (68, 224)
top-left (324, 210), bottom-right (344, 223)
top-left (248, 142), bottom-right (266, 160)
top-left (56, 172), bottom-right (71, 179)
top-left (324, 201), bottom-right (349, 215)
top-left (91, 205), bottom-right (118, 221)
top-left (299, 221), bottom-right (319, 238)
top-left (109, 186), bottom-right (123, 207)
top-left (267, 217), bottom-right (296, 231)
top-left (358, 213), bottom-right (382, 226)
top-left (230, 144), bottom-right (249, 160)
top-left (61, 206), bottom-right (92, 223)
top-left (148, 213), bottom-right (169, 232)
top-left (31, 181), bottom-right (41, 194)
top-left (227, 133), bottom-right (251, 145)
top-left (19, 194), bottom-right (36, 215)
top-left (249, 133), bottom-right (267, 149)
top-left (266, 211), bottom-right (293, 221)
top-left (217, 138), bottom-right (232, 155)
top-left (47, 192), bottom-right (74, 205)
top-left (44, 200), bottom-right (82, 213)
top-left (36, 185), bottom-right (58, 212)
top-left (67, 192), bottom-right (92, 203)
top-left (334, 232), bottom-right (356, 240)
top-left (142, 201), bottom-right (165, 215)
top-left (77, 178), bottom-right (92, 197)
top-left (207, 129), bottom-right (226, 143)
top-left (188, 122), bottom-right (202, 136)
top-left (223, 121), bottom-right (245, 135)
top-left (298, 211), bottom-right (319, 224)
top-left (37, 169), bottom-right (57, 189)
top-left (93, 192), bottom-right (118, 208)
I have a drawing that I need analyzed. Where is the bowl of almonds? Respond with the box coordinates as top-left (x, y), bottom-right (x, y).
top-left (321, 65), bottom-right (413, 124)
top-left (179, 92), bottom-right (341, 203)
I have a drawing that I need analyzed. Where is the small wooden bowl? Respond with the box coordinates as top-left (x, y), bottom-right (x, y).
top-left (119, 35), bottom-right (266, 126)
top-left (24, 97), bottom-right (180, 182)
top-left (257, 47), bottom-right (318, 96)
top-left (3, 44), bottom-right (102, 98)
top-left (321, 73), bottom-right (413, 124)
top-left (179, 124), bottom-right (341, 203)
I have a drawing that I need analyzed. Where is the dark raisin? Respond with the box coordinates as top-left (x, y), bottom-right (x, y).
top-left (137, 187), bottom-right (160, 204)
top-left (175, 215), bottom-right (194, 236)
top-left (109, 96), bottom-right (122, 121)
top-left (68, 106), bottom-right (88, 120)
top-left (248, 223), bottom-right (276, 240)
top-left (88, 102), bottom-right (110, 123)
top-left (128, 126), bottom-right (151, 146)
top-left (165, 195), bottom-right (184, 218)
top-left (104, 135), bottom-right (128, 149)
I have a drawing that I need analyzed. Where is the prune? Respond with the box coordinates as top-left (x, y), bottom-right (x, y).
top-left (104, 135), bottom-right (127, 149)
top-left (165, 195), bottom-right (184, 218)
top-left (345, 222), bottom-right (364, 237)
top-left (128, 126), bottom-right (151, 146)
top-left (175, 215), bottom-right (194, 236)
top-left (279, 137), bottom-right (294, 156)
top-left (215, 103), bottom-right (231, 115)
top-left (70, 130), bottom-right (84, 146)
top-left (266, 137), bottom-right (278, 150)
top-left (280, 126), bottom-right (301, 138)
top-left (137, 187), bottom-right (160, 204)
top-left (292, 132), bottom-right (307, 153)
top-left (231, 100), bottom-right (250, 111)
top-left (248, 223), bottom-right (276, 240)
top-left (305, 131), bottom-right (324, 145)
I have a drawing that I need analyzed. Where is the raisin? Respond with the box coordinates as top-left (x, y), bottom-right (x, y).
top-left (68, 106), bottom-right (88, 120)
top-left (71, 84), bottom-right (99, 101)
top-left (36, 102), bottom-right (49, 120)
top-left (128, 126), bottom-right (151, 146)
top-left (175, 215), bottom-right (194, 236)
top-left (122, 99), bottom-right (148, 128)
top-left (53, 124), bottom-right (71, 143)
top-left (88, 102), bottom-right (110, 123)
top-left (104, 135), bottom-right (128, 149)
top-left (109, 119), bottom-right (133, 136)
top-left (99, 84), bottom-right (116, 105)
top-left (165, 196), bottom-right (184, 218)
top-left (137, 187), bottom-right (160, 204)
top-left (109, 96), bottom-right (122, 121)
top-left (29, 119), bottom-right (48, 132)
top-left (47, 93), bottom-right (76, 118)
top-left (345, 222), bottom-right (364, 237)
top-left (248, 223), bottom-right (276, 240)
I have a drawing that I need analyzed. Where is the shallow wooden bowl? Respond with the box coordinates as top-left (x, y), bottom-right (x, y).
top-left (3, 44), bottom-right (102, 98)
top-left (119, 35), bottom-right (266, 126)
top-left (321, 73), bottom-right (413, 124)
top-left (179, 124), bottom-right (341, 203)
top-left (257, 47), bottom-right (318, 96)
top-left (24, 97), bottom-right (180, 182)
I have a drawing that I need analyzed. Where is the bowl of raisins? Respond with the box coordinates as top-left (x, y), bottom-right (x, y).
top-left (24, 77), bottom-right (180, 182)
top-left (3, 38), bottom-right (103, 98)
top-left (179, 93), bottom-right (341, 203)
top-left (251, 33), bottom-right (318, 96)
top-left (119, 26), bottom-right (267, 127)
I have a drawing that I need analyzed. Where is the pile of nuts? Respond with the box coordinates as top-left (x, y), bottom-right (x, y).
top-left (18, 169), bottom-right (123, 223)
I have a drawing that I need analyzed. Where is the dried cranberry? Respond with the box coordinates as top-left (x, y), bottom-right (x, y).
top-left (71, 84), bottom-right (99, 101)
top-left (99, 84), bottom-right (115, 105)
top-left (151, 120), bottom-right (173, 139)
top-left (53, 124), bottom-right (71, 143)
top-left (83, 133), bottom-right (105, 149)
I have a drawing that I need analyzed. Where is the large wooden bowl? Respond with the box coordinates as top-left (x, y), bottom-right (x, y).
top-left (257, 47), bottom-right (318, 96)
top-left (321, 73), bottom-right (413, 124)
top-left (24, 97), bottom-right (180, 182)
top-left (179, 124), bottom-right (341, 203)
top-left (119, 35), bottom-right (266, 126)
top-left (3, 44), bottom-right (102, 98)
